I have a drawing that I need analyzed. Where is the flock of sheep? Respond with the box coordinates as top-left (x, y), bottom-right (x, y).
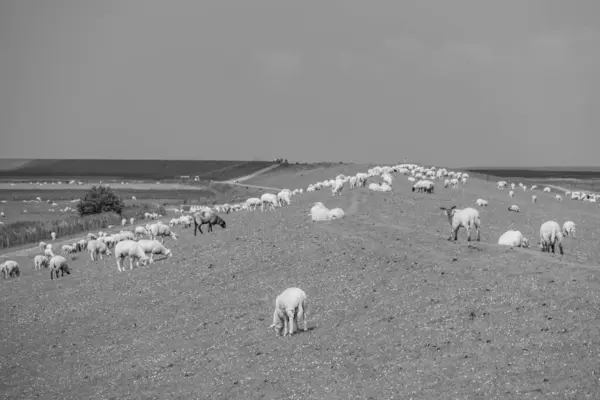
top-left (0, 163), bottom-right (587, 338)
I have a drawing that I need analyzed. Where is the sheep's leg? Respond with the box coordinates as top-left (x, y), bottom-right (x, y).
top-left (198, 225), bottom-right (203, 234)
top-left (130, 257), bottom-right (134, 270)
top-left (466, 226), bottom-right (471, 241)
top-left (286, 309), bottom-right (295, 335)
top-left (297, 303), bottom-right (306, 332)
top-left (283, 315), bottom-right (289, 336)
top-left (559, 243), bottom-right (564, 255)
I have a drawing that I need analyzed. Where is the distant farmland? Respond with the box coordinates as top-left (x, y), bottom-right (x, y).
top-left (466, 167), bottom-right (600, 180)
top-left (0, 159), bottom-right (276, 180)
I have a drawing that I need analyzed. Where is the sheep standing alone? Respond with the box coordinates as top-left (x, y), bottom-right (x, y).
top-left (539, 220), bottom-right (564, 255)
top-left (508, 205), bottom-right (520, 213)
top-left (193, 209), bottom-right (226, 235)
top-left (49, 255), bottom-right (71, 280)
top-left (440, 206), bottom-right (481, 242)
top-left (269, 287), bottom-right (308, 336)
top-left (1, 260), bottom-right (20, 279)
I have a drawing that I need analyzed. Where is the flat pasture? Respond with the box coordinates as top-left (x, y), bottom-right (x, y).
top-left (2, 168), bottom-right (600, 398)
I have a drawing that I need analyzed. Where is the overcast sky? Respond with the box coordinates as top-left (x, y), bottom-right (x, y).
top-left (1, 1), bottom-right (599, 167)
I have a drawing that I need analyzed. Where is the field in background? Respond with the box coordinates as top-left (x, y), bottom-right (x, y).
top-left (2, 164), bottom-right (600, 398)
top-left (0, 159), bottom-right (277, 180)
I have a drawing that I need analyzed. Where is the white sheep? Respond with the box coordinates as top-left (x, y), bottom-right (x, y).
top-left (61, 244), bottom-right (75, 255)
top-left (193, 209), bottom-right (226, 235)
top-left (39, 241), bottom-right (48, 252)
top-left (49, 255), bottom-right (71, 280)
top-left (543, 187), bottom-right (551, 193)
top-left (148, 223), bottom-right (178, 242)
top-left (412, 180), bottom-right (434, 193)
top-left (87, 240), bottom-right (112, 261)
top-left (439, 206), bottom-right (481, 242)
top-left (114, 240), bottom-right (150, 272)
top-left (34, 254), bottom-right (50, 270)
top-left (539, 220), bottom-right (564, 255)
top-left (277, 190), bottom-right (292, 206)
top-left (268, 287), bottom-right (308, 336)
top-left (136, 239), bottom-right (172, 262)
top-left (498, 230), bottom-right (529, 248)
top-left (130, 217), bottom-right (135, 225)
top-left (134, 226), bottom-right (149, 239)
top-left (260, 193), bottom-right (279, 212)
top-left (508, 205), bottom-right (520, 212)
top-left (1, 260), bottom-right (20, 279)
top-left (44, 247), bottom-right (55, 258)
top-left (331, 179), bottom-right (344, 196)
top-left (310, 202), bottom-right (344, 222)
top-left (475, 199), bottom-right (488, 207)
top-left (532, 195), bottom-right (537, 204)
top-left (51, 232), bottom-right (56, 240)
top-left (121, 218), bottom-right (127, 226)
top-left (508, 190), bottom-right (515, 198)
top-left (562, 221), bottom-right (576, 237)
top-left (555, 194), bottom-right (562, 202)
top-left (245, 197), bottom-right (261, 211)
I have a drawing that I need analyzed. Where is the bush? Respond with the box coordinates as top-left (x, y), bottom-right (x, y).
top-left (76, 185), bottom-right (124, 216)
top-left (0, 213), bottom-right (122, 249)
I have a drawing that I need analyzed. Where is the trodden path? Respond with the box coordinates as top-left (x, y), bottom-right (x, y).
top-left (220, 163), bottom-right (281, 184)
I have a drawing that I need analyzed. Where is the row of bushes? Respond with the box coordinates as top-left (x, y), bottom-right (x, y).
top-left (0, 213), bottom-right (122, 250)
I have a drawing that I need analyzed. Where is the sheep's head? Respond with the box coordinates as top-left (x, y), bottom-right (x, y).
top-left (439, 206), bottom-right (457, 220)
top-left (522, 237), bottom-right (530, 248)
top-left (170, 232), bottom-right (179, 240)
top-left (164, 248), bottom-right (172, 257)
top-left (217, 218), bottom-right (226, 229)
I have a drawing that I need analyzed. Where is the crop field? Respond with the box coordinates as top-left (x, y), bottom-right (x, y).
top-left (2, 166), bottom-right (600, 398)
top-left (0, 159), bottom-right (277, 180)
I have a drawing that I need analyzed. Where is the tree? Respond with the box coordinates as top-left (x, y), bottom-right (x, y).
top-left (76, 185), bottom-right (124, 216)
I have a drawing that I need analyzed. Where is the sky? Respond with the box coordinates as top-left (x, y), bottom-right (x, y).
top-left (1, 0), bottom-right (599, 167)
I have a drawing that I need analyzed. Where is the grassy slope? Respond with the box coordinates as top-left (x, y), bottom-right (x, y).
top-left (2, 167), bottom-right (600, 398)
top-left (0, 159), bottom-right (275, 180)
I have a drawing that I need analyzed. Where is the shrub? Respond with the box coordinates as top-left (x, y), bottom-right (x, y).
top-left (76, 185), bottom-right (124, 216)
top-left (0, 213), bottom-right (122, 249)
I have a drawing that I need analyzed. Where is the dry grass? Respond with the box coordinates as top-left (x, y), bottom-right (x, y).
top-left (1, 170), bottom-right (600, 399)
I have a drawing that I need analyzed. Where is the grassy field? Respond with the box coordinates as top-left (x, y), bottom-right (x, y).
top-left (0, 159), bottom-right (277, 180)
top-left (2, 165), bottom-right (600, 398)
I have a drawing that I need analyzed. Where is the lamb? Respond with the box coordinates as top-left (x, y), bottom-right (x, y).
top-left (193, 209), bottom-right (226, 235)
top-left (277, 190), bottom-right (291, 206)
top-left (475, 199), bottom-right (488, 207)
top-left (148, 223), bottom-right (178, 242)
top-left (34, 254), bottom-right (50, 270)
top-left (439, 206), bottom-right (481, 242)
top-left (1, 260), bottom-right (20, 279)
top-left (135, 226), bottom-right (149, 239)
top-left (508, 205), bottom-right (520, 212)
top-left (562, 221), bottom-right (576, 237)
top-left (87, 240), bottom-right (112, 261)
top-left (498, 230), bottom-right (529, 248)
top-left (136, 239), bottom-right (172, 262)
top-left (49, 255), bottom-right (71, 280)
top-left (260, 193), bottom-right (279, 212)
top-left (268, 287), bottom-right (308, 336)
top-left (61, 244), bottom-right (75, 255)
top-left (114, 240), bottom-right (150, 272)
top-left (539, 220), bottom-right (564, 255)
top-left (532, 195), bottom-right (537, 204)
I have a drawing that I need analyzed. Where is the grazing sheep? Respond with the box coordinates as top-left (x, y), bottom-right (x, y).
top-left (87, 233), bottom-right (98, 241)
top-left (39, 241), bottom-right (47, 252)
top-left (439, 206), bottom-right (481, 242)
top-left (148, 223), bottom-right (178, 242)
top-left (245, 197), bottom-right (261, 211)
top-left (34, 254), bottom-right (50, 270)
top-left (532, 195), bottom-right (537, 204)
top-left (114, 240), bottom-right (150, 272)
top-left (555, 194), bottom-right (562, 202)
top-left (475, 199), bottom-right (488, 207)
top-left (193, 209), bottom-right (226, 235)
top-left (328, 208), bottom-right (345, 219)
top-left (1, 260), bottom-right (20, 279)
top-left (51, 232), bottom-right (56, 240)
top-left (260, 193), bottom-right (279, 212)
top-left (498, 230), bottom-right (529, 248)
top-left (349, 176), bottom-right (358, 188)
top-left (543, 187), bottom-right (551, 193)
top-left (268, 287), bottom-right (308, 337)
top-left (539, 220), bottom-right (564, 255)
top-left (87, 240), bottom-right (112, 261)
top-left (508, 205), bottom-right (520, 212)
top-left (137, 239), bottom-right (172, 262)
top-left (130, 217), bottom-right (135, 225)
top-left (121, 218), bottom-right (127, 226)
top-left (277, 190), bottom-right (292, 206)
top-left (562, 221), bottom-right (576, 237)
top-left (331, 179), bottom-right (344, 196)
top-left (44, 247), bottom-right (55, 258)
top-left (508, 190), bottom-right (515, 198)
top-left (135, 226), bottom-right (149, 239)
top-left (61, 244), bottom-right (75, 255)
top-left (49, 255), bottom-right (71, 280)
top-left (412, 180), bottom-right (434, 193)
